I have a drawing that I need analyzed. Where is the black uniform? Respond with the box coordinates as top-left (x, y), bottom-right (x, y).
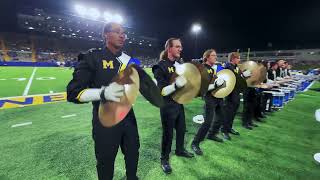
top-left (242, 87), bottom-right (256, 126)
top-left (222, 62), bottom-right (242, 133)
top-left (193, 64), bottom-right (225, 144)
top-left (276, 68), bottom-right (284, 78)
top-left (152, 59), bottom-right (186, 161)
top-left (267, 69), bottom-right (277, 81)
top-left (67, 47), bottom-right (139, 180)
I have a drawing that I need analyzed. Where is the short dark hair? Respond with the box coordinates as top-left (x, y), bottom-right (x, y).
top-left (270, 61), bottom-right (278, 68)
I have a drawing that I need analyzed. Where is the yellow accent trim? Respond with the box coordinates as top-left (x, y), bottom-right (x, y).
top-left (76, 89), bottom-right (88, 100)
top-left (119, 63), bottom-right (127, 72)
top-left (161, 88), bottom-right (166, 96)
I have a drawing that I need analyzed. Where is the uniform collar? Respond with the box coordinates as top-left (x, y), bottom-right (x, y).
top-left (227, 62), bottom-right (237, 68)
top-left (102, 46), bottom-right (122, 58)
top-left (162, 58), bottom-right (176, 65)
top-left (204, 63), bottom-right (213, 69)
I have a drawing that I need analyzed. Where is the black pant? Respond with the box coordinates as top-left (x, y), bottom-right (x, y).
top-left (254, 90), bottom-right (265, 117)
top-left (160, 102), bottom-right (186, 161)
top-left (193, 97), bottom-right (224, 144)
top-left (223, 91), bottom-right (240, 133)
top-left (242, 87), bottom-right (256, 125)
top-left (93, 110), bottom-right (139, 180)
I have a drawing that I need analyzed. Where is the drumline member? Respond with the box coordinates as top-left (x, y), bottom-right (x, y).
top-left (267, 62), bottom-right (279, 81)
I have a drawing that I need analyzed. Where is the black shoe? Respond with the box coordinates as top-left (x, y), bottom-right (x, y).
top-left (229, 129), bottom-right (240, 136)
top-left (175, 149), bottom-right (194, 158)
top-left (250, 123), bottom-right (259, 127)
top-left (242, 124), bottom-right (253, 130)
top-left (222, 132), bottom-right (231, 140)
top-left (207, 135), bottom-right (224, 142)
top-left (161, 160), bottom-right (172, 174)
top-left (257, 114), bottom-right (267, 118)
top-left (191, 142), bottom-right (203, 155)
top-left (255, 117), bottom-right (264, 122)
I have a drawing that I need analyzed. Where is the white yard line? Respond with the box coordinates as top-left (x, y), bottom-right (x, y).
top-left (303, 81), bottom-right (315, 92)
top-left (61, 114), bottom-right (77, 118)
top-left (11, 122), bottom-right (32, 128)
top-left (22, 67), bottom-right (37, 96)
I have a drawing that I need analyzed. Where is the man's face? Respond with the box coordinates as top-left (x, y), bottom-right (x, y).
top-left (283, 63), bottom-right (288, 69)
top-left (277, 60), bottom-right (285, 67)
top-left (232, 57), bottom-right (240, 65)
top-left (105, 23), bottom-right (126, 49)
top-left (272, 64), bottom-right (278, 70)
top-left (207, 51), bottom-right (217, 64)
top-left (168, 40), bottom-right (183, 59)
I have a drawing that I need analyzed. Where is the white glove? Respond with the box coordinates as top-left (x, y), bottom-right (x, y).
top-left (242, 70), bottom-right (252, 78)
top-left (215, 77), bottom-right (225, 86)
top-left (175, 76), bottom-right (187, 88)
top-left (193, 115), bottom-right (204, 124)
top-left (276, 77), bottom-right (283, 81)
top-left (266, 79), bottom-right (274, 84)
top-left (208, 77), bottom-right (225, 91)
top-left (161, 76), bottom-right (187, 96)
top-left (102, 82), bottom-right (124, 102)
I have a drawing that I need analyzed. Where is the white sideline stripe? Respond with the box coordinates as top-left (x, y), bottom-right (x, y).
top-left (61, 114), bottom-right (77, 118)
top-left (11, 122), bottom-right (32, 128)
top-left (22, 67), bottom-right (37, 96)
top-left (0, 92), bottom-right (65, 100)
top-left (316, 109), bottom-right (320, 122)
top-left (303, 81), bottom-right (315, 92)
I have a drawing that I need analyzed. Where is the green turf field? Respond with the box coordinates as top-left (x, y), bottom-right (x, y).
top-left (0, 67), bottom-right (320, 180)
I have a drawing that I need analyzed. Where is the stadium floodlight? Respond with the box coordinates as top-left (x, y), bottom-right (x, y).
top-left (191, 23), bottom-right (201, 57)
top-left (75, 4), bottom-right (86, 16)
top-left (103, 12), bottom-right (113, 22)
top-left (113, 14), bottom-right (124, 24)
top-left (191, 23), bottom-right (201, 34)
top-left (88, 8), bottom-right (100, 19)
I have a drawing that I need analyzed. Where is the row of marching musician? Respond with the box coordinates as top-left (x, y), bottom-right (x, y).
top-left (67, 21), bottom-right (318, 178)
top-left (152, 39), bottom-right (319, 174)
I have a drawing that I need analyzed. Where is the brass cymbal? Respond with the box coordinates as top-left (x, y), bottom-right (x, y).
top-left (98, 66), bottom-right (140, 127)
top-left (257, 63), bottom-right (267, 84)
top-left (190, 62), bottom-right (210, 97)
top-left (239, 61), bottom-right (260, 86)
top-left (212, 69), bottom-right (236, 98)
top-left (172, 63), bottom-right (202, 104)
top-left (130, 64), bottom-right (164, 107)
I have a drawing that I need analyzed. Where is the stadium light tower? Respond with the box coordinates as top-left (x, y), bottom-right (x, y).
top-left (88, 8), bottom-right (100, 20)
top-left (191, 23), bottom-right (202, 58)
top-left (113, 14), bottom-right (124, 24)
top-left (103, 12), bottom-right (113, 22)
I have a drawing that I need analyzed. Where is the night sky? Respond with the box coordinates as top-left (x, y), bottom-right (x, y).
top-left (1, 0), bottom-right (320, 58)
